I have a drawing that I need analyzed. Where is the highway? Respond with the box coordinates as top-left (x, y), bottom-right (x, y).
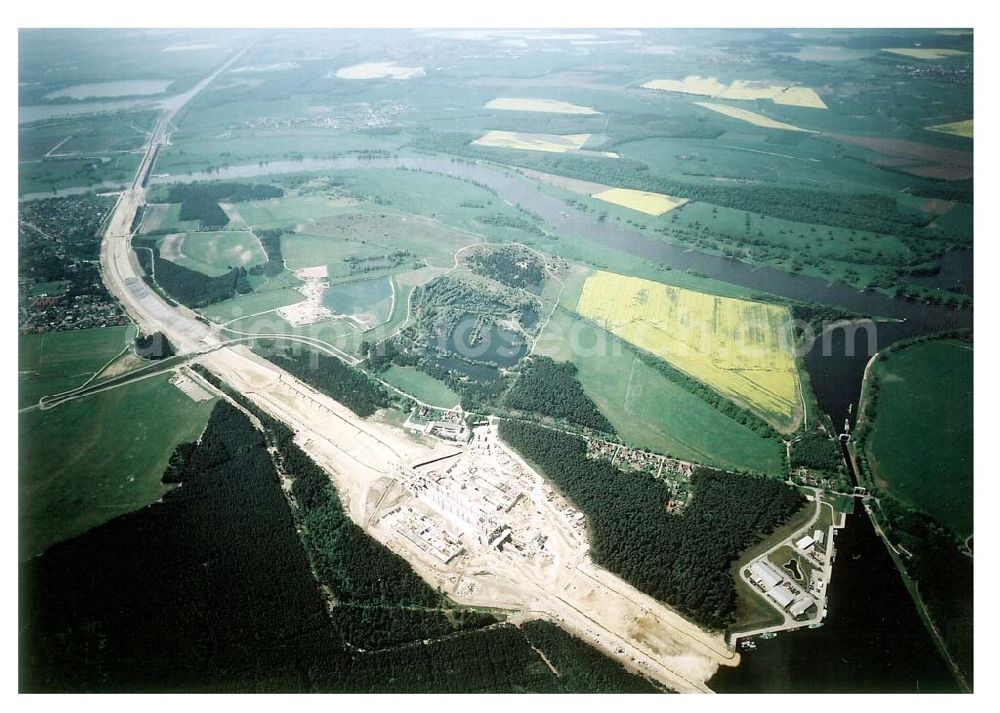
top-left (95, 47), bottom-right (736, 693)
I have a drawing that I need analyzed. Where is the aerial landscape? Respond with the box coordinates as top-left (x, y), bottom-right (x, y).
top-left (17, 27), bottom-right (973, 694)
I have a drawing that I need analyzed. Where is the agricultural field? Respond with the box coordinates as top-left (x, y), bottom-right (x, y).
top-left (19, 371), bottom-right (217, 560)
top-left (863, 339), bottom-right (973, 537)
top-left (158, 230), bottom-right (267, 276)
top-left (575, 270), bottom-right (801, 429)
top-left (535, 308), bottom-right (785, 475)
top-left (592, 187), bottom-right (688, 216)
top-left (928, 119), bottom-right (973, 138)
top-left (642, 76), bottom-right (827, 109)
top-left (18, 109), bottom-right (158, 195)
top-left (381, 365), bottom-right (460, 409)
top-left (473, 130), bottom-right (618, 157)
top-left (139, 203), bottom-right (199, 234)
top-left (18, 325), bottom-right (135, 409)
top-left (335, 61), bottom-right (425, 80)
top-left (693, 102), bottom-right (818, 133)
top-left (882, 48), bottom-right (970, 59)
top-left (484, 97), bottom-right (600, 114)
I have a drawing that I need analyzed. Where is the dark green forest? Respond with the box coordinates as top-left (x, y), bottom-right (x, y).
top-left (249, 227), bottom-right (288, 277)
top-left (263, 346), bottom-right (391, 417)
top-left (137, 245), bottom-right (251, 308)
top-left (498, 420), bottom-right (804, 629)
top-left (504, 356), bottom-right (614, 433)
top-left (165, 181), bottom-right (283, 228)
top-left (21, 399), bottom-right (662, 692)
top-left (467, 246), bottom-right (546, 290)
top-left (790, 429), bottom-right (844, 472)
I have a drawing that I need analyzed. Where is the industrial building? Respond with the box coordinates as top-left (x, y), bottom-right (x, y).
top-left (748, 560), bottom-right (785, 590)
top-left (789, 597), bottom-right (816, 618)
top-left (795, 534), bottom-right (816, 552)
top-left (766, 584), bottom-right (797, 609)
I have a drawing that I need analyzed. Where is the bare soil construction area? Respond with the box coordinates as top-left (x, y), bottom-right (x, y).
top-left (195, 346), bottom-right (736, 691)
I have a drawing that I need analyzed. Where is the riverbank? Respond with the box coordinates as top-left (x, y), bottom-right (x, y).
top-left (847, 336), bottom-right (974, 690)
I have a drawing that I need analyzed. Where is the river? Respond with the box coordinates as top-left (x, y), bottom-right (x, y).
top-left (149, 155), bottom-right (970, 692)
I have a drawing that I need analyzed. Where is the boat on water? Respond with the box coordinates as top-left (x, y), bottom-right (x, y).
top-left (759, 632), bottom-right (777, 640)
top-left (808, 622), bottom-right (825, 629)
top-left (740, 640), bottom-right (757, 650)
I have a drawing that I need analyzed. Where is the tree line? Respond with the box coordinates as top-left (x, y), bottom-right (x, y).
top-left (262, 346), bottom-right (391, 417)
top-left (165, 181), bottom-right (283, 228)
top-left (498, 420), bottom-right (804, 629)
top-left (135, 241), bottom-right (251, 308)
top-left (503, 356), bottom-right (615, 433)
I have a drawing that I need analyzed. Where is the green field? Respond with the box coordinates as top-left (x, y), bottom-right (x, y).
top-left (139, 203), bottom-right (200, 235)
top-left (19, 326), bottom-right (136, 409)
top-left (535, 308), bottom-right (785, 475)
top-left (19, 372), bottom-right (217, 560)
top-left (864, 339), bottom-right (973, 536)
top-left (172, 230), bottom-right (267, 276)
top-left (381, 365), bottom-right (461, 409)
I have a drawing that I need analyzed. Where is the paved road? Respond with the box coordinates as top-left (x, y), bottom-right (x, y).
top-left (93, 48), bottom-right (738, 693)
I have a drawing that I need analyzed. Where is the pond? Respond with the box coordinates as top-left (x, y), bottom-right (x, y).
top-left (445, 313), bottom-right (527, 367)
top-left (322, 276), bottom-right (393, 325)
top-left (428, 354), bottom-right (500, 383)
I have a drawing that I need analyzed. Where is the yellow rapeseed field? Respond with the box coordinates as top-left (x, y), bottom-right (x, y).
top-left (592, 187), bottom-right (688, 216)
top-left (928, 119), bottom-right (973, 138)
top-left (576, 270), bottom-right (801, 425)
top-left (473, 130), bottom-right (590, 152)
top-left (882, 48), bottom-right (970, 60)
top-left (472, 131), bottom-right (619, 157)
top-left (484, 97), bottom-right (600, 114)
top-left (642, 75), bottom-right (827, 109)
top-left (694, 102), bottom-right (817, 133)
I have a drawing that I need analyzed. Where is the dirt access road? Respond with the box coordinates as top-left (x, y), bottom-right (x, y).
top-left (97, 45), bottom-right (737, 692)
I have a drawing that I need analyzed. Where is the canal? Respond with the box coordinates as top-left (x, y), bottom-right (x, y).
top-left (153, 156), bottom-right (970, 692)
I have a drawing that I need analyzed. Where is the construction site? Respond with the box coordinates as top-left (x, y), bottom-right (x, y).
top-left (197, 340), bottom-right (739, 691)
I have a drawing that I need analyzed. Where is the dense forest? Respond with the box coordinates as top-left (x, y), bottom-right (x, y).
top-left (134, 331), bottom-right (175, 360)
top-left (20, 402), bottom-right (339, 692)
top-left (165, 181), bottom-right (283, 228)
top-left (498, 420), bottom-right (804, 629)
top-left (21, 389), bottom-right (661, 692)
top-left (262, 346), bottom-right (391, 417)
top-left (249, 227), bottom-right (287, 277)
top-left (466, 245), bottom-right (546, 290)
top-left (504, 356), bottom-right (614, 433)
top-left (141, 247), bottom-right (251, 308)
top-left (790, 429), bottom-right (844, 472)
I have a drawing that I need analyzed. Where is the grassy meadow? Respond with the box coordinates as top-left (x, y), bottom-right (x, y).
top-left (19, 372), bottom-right (217, 560)
top-left (864, 339), bottom-right (973, 536)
